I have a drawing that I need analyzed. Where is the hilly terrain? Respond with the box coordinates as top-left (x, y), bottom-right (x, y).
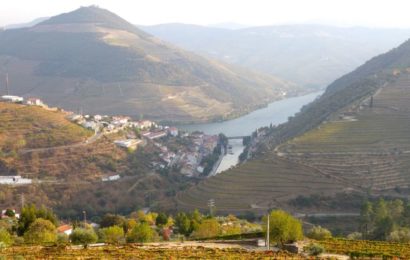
top-left (174, 38), bottom-right (410, 214)
top-left (142, 24), bottom-right (410, 88)
top-left (0, 102), bottom-right (192, 218)
top-left (0, 6), bottom-right (298, 123)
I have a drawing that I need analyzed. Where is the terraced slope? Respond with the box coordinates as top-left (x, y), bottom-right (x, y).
top-left (176, 157), bottom-right (346, 213)
top-left (279, 74), bottom-right (410, 191)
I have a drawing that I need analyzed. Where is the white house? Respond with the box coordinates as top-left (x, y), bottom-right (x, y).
top-left (57, 224), bottom-right (73, 236)
top-left (26, 98), bottom-right (45, 107)
top-left (168, 127), bottom-right (179, 137)
top-left (0, 176), bottom-right (32, 185)
top-left (114, 139), bottom-right (141, 149)
top-left (102, 174), bottom-right (121, 182)
top-left (1, 95), bottom-right (23, 103)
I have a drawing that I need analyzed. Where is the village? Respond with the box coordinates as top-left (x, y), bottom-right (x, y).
top-left (0, 95), bottom-right (224, 185)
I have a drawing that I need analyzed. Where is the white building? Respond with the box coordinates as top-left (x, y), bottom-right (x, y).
top-left (0, 176), bottom-right (32, 185)
top-left (1, 95), bottom-right (23, 103)
top-left (102, 174), bottom-right (121, 182)
top-left (114, 139), bottom-right (141, 148)
top-left (168, 127), bottom-right (179, 137)
top-left (26, 98), bottom-right (45, 107)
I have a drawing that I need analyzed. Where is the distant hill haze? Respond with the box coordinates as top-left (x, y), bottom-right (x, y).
top-left (142, 23), bottom-right (410, 89)
top-left (0, 6), bottom-right (299, 123)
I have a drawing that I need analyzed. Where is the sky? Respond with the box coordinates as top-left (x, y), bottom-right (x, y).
top-left (1, 0), bottom-right (410, 28)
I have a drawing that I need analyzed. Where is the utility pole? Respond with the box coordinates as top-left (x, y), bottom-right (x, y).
top-left (5, 73), bottom-right (9, 95)
top-left (20, 193), bottom-right (25, 210)
top-left (83, 210), bottom-right (87, 226)
top-left (266, 212), bottom-right (270, 250)
top-left (207, 199), bottom-right (215, 217)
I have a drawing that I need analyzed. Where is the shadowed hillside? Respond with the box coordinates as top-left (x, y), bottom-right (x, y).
top-left (0, 6), bottom-right (299, 123)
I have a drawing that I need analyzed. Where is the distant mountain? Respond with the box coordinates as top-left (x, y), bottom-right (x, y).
top-left (0, 6), bottom-right (297, 123)
top-left (141, 24), bottom-right (410, 88)
top-left (4, 17), bottom-right (49, 29)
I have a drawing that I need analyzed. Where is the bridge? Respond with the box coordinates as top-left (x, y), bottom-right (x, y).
top-left (227, 136), bottom-right (250, 140)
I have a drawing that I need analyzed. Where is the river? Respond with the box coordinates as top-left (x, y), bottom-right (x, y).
top-left (179, 91), bottom-right (323, 174)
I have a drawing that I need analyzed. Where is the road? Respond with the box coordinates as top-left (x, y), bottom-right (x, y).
top-left (19, 128), bottom-right (103, 155)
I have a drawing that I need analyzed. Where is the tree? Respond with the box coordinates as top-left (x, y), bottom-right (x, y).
top-left (306, 226), bottom-right (332, 240)
top-left (0, 228), bottom-right (12, 247)
top-left (4, 209), bottom-right (15, 218)
top-left (126, 222), bottom-right (157, 243)
top-left (24, 218), bottom-right (57, 245)
top-left (155, 213), bottom-right (168, 226)
top-left (360, 201), bottom-right (374, 239)
top-left (99, 214), bottom-right (126, 228)
top-left (69, 228), bottom-right (98, 246)
top-left (191, 218), bottom-right (220, 239)
top-left (387, 227), bottom-right (410, 243)
top-left (17, 204), bottom-right (58, 235)
top-left (264, 210), bottom-right (303, 246)
top-left (101, 225), bottom-right (125, 245)
top-left (175, 213), bottom-right (191, 236)
top-left (304, 243), bottom-right (324, 256)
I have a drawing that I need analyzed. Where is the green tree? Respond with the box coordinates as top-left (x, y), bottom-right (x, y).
top-left (175, 212), bottom-right (192, 236)
top-left (191, 218), bottom-right (220, 239)
top-left (360, 201), bottom-right (374, 239)
top-left (101, 225), bottom-right (125, 245)
top-left (17, 204), bottom-right (58, 235)
top-left (0, 228), bottom-right (12, 247)
top-left (306, 226), bottom-right (332, 240)
top-left (372, 216), bottom-right (394, 240)
top-left (24, 218), bottom-right (57, 245)
top-left (69, 228), bottom-right (98, 246)
top-left (304, 243), bottom-right (324, 256)
top-left (126, 222), bottom-right (156, 243)
top-left (99, 214), bottom-right (126, 228)
top-left (4, 209), bottom-right (15, 218)
top-left (264, 210), bottom-right (303, 246)
top-left (387, 227), bottom-right (410, 243)
top-left (373, 199), bottom-right (388, 222)
top-left (155, 213), bottom-right (168, 226)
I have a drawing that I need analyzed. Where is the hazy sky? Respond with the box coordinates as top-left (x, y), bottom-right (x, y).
top-left (1, 0), bottom-right (410, 28)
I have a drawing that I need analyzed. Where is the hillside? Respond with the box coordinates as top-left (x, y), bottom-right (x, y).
top-left (142, 24), bottom-right (410, 88)
top-left (174, 39), bottom-right (410, 214)
top-left (0, 103), bottom-right (191, 218)
top-left (0, 6), bottom-right (298, 123)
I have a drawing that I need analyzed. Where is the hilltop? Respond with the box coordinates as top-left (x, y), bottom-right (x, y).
top-left (174, 38), bottom-right (410, 214)
top-left (0, 6), bottom-right (298, 123)
top-left (142, 23), bottom-right (410, 88)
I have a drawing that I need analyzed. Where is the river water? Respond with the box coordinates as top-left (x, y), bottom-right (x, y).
top-left (179, 91), bottom-right (323, 174)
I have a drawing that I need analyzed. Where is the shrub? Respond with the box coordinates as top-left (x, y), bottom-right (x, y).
top-left (304, 243), bottom-right (325, 256)
top-left (191, 219), bottom-right (220, 239)
top-left (0, 228), bottom-right (12, 247)
top-left (306, 226), bottom-right (332, 240)
top-left (126, 222), bottom-right (157, 243)
top-left (101, 225), bottom-right (125, 245)
top-left (347, 232), bottom-right (362, 240)
top-left (264, 210), bottom-right (303, 245)
top-left (387, 228), bottom-right (410, 243)
top-left (24, 218), bottom-right (57, 245)
top-left (69, 228), bottom-right (98, 246)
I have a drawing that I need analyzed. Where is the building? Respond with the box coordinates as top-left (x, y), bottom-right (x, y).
top-left (146, 131), bottom-right (167, 140)
top-left (1, 209), bottom-right (20, 219)
top-left (168, 127), bottom-right (179, 137)
top-left (1, 95), bottom-right (23, 103)
top-left (102, 174), bottom-right (121, 182)
top-left (57, 224), bottom-right (73, 236)
top-left (114, 139), bottom-right (141, 149)
top-left (0, 176), bottom-right (32, 185)
top-left (26, 97), bottom-right (44, 107)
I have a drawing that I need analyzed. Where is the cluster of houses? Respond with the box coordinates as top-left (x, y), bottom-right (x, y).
top-left (1, 95), bottom-right (46, 108)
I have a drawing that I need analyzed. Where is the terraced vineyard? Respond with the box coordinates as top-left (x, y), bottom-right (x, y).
top-left (280, 74), bottom-right (410, 191)
top-left (176, 157), bottom-right (345, 213)
top-left (318, 239), bottom-right (410, 258)
top-left (176, 73), bottom-right (410, 212)
top-left (0, 245), bottom-right (304, 259)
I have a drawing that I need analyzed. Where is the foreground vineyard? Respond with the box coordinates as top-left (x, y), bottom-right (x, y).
top-left (1, 245), bottom-right (303, 259)
top-left (318, 239), bottom-right (410, 259)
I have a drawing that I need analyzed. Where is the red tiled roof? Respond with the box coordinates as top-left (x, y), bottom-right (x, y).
top-left (57, 224), bottom-right (72, 233)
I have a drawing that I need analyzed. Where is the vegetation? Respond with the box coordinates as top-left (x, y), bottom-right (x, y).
top-left (23, 218), bottom-right (57, 245)
top-left (264, 210), bottom-right (303, 246)
top-left (69, 228), bottom-right (98, 246)
top-left (306, 226), bottom-right (332, 240)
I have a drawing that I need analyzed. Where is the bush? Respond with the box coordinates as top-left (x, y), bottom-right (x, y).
top-left (0, 228), bottom-right (12, 247)
top-left (264, 210), bottom-right (303, 245)
top-left (387, 228), bottom-right (410, 243)
top-left (191, 219), bottom-right (220, 239)
top-left (347, 232), bottom-right (362, 240)
top-left (24, 218), bottom-right (57, 245)
top-left (306, 226), bottom-right (332, 240)
top-left (56, 233), bottom-right (69, 246)
top-left (304, 243), bottom-right (325, 256)
top-left (69, 228), bottom-right (98, 246)
top-left (101, 225), bottom-right (125, 245)
top-left (126, 222), bottom-right (156, 243)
